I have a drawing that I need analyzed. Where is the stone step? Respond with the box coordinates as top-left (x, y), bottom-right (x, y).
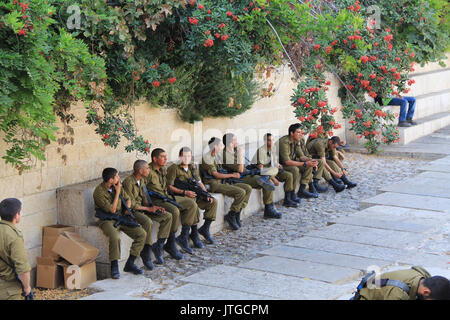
top-left (397, 112), bottom-right (450, 145)
top-left (408, 68), bottom-right (450, 97)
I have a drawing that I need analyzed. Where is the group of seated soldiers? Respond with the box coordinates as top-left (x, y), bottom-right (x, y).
top-left (93, 123), bottom-right (357, 279)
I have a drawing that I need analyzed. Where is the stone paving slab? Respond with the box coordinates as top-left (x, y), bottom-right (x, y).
top-left (418, 163), bottom-right (450, 173)
top-left (428, 156), bottom-right (450, 164)
top-left (179, 265), bottom-right (357, 299)
top-left (354, 205), bottom-right (449, 226)
top-left (287, 236), bottom-right (413, 262)
top-left (331, 216), bottom-right (430, 233)
top-left (153, 283), bottom-right (273, 300)
top-left (238, 256), bottom-right (363, 284)
top-left (377, 177), bottom-right (450, 199)
top-left (398, 253), bottom-right (450, 269)
top-left (416, 171), bottom-right (450, 180)
top-left (360, 192), bottom-right (450, 213)
top-left (260, 245), bottom-right (391, 270)
top-left (304, 224), bottom-right (428, 250)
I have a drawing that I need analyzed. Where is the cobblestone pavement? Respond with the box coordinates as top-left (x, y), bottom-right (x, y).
top-left (136, 152), bottom-right (429, 298)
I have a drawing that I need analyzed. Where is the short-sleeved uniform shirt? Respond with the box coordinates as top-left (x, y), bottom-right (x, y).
top-left (166, 163), bottom-right (201, 185)
top-left (122, 174), bottom-right (149, 209)
top-left (93, 182), bottom-right (131, 214)
top-left (0, 221), bottom-right (31, 282)
top-left (145, 162), bottom-right (169, 196)
top-left (359, 266), bottom-right (431, 300)
top-left (200, 152), bottom-right (221, 185)
top-left (307, 138), bottom-right (336, 159)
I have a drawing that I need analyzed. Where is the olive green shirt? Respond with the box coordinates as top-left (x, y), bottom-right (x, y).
top-left (200, 152), bottom-right (221, 185)
top-left (307, 138), bottom-right (336, 159)
top-left (145, 162), bottom-right (169, 196)
top-left (359, 266), bottom-right (431, 300)
top-left (122, 174), bottom-right (149, 209)
top-left (222, 148), bottom-right (240, 173)
top-left (93, 182), bottom-right (131, 214)
top-left (252, 145), bottom-right (278, 168)
top-left (166, 163), bottom-right (201, 185)
top-left (278, 135), bottom-right (304, 165)
top-left (0, 220), bottom-right (31, 282)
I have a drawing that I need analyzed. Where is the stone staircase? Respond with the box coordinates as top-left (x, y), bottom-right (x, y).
top-left (346, 65), bottom-right (450, 146)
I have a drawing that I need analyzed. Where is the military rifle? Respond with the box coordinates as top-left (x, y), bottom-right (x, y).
top-left (173, 178), bottom-right (214, 202)
top-left (147, 190), bottom-right (182, 209)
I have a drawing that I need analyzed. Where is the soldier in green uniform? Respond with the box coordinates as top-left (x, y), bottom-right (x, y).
top-left (122, 160), bottom-right (173, 266)
top-left (222, 133), bottom-right (281, 219)
top-left (0, 198), bottom-right (33, 300)
top-left (252, 133), bottom-right (298, 208)
top-left (145, 148), bottom-right (198, 257)
top-left (351, 266), bottom-right (450, 300)
top-left (306, 135), bottom-right (357, 192)
top-left (93, 168), bottom-right (148, 278)
top-left (277, 123), bottom-right (327, 200)
top-left (167, 147), bottom-right (218, 246)
top-left (200, 137), bottom-right (252, 230)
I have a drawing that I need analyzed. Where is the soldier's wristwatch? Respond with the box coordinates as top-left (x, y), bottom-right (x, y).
top-left (303, 162), bottom-right (307, 168)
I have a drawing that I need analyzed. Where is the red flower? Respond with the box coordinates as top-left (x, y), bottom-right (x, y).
top-left (325, 46), bottom-right (332, 54)
top-left (369, 74), bottom-right (376, 79)
top-left (152, 80), bottom-right (160, 87)
top-left (369, 91), bottom-right (377, 98)
top-left (188, 17), bottom-right (199, 25)
top-left (207, 9), bottom-right (211, 14)
top-left (360, 56), bottom-right (369, 64)
top-left (227, 11), bottom-right (233, 17)
top-left (18, 29), bottom-right (26, 36)
top-left (203, 39), bottom-right (214, 47)
top-left (168, 77), bottom-right (177, 84)
top-left (218, 23), bottom-right (226, 29)
top-left (314, 44), bottom-right (321, 51)
top-left (317, 101), bottom-right (327, 108)
top-left (215, 33), bottom-right (221, 38)
top-left (198, 4), bottom-right (204, 9)
top-left (104, 134), bottom-right (109, 139)
top-left (298, 97), bottom-right (306, 104)
top-left (221, 34), bottom-right (229, 41)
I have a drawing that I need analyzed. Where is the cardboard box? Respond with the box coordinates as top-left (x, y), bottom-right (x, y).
top-left (42, 225), bottom-right (75, 260)
top-left (52, 231), bottom-right (99, 266)
top-left (61, 260), bottom-right (97, 290)
top-left (36, 257), bottom-right (64, 289)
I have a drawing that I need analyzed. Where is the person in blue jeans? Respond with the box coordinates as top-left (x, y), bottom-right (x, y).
top-left (375, 96), bottom-right (417, 127)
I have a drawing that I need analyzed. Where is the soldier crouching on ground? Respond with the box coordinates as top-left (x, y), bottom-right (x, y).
top-left (306, 135), bottom-right (357, 192)
top-left (167, 147), bottom-right (218, 246)
top-left (351, 266), bottom-right (450, 300)
top-left (93, 168), bottom-right (148, 279)
top-left (0, 198), bottom-right (33, 300)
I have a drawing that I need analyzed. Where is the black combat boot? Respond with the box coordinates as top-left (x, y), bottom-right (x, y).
top-left (283, 191), bottom-right (299, 208)
top-left (256, 175), bottom-right (276, 191)
top-left (110, 260), bottom-right (120, 279)
top-left (297, 184), bottom-right (318, 199)
top-left (332, 176), bottom-right (345, 185)
top-left (224, 211), bottom-right (239, 230)
top-left (140, 244), bottom-right (154, 270)
top-left (264, 203), bottom-right (282, 219)
top-left (290, 190), bottom-right (301, 204)
top-left (164, 232), bottom-right (183, 260)
top-left (123, 255), bottom-right (144, 275)
top-left (340, 175), bottom-right (357, 189)
top-left (189, 225), bottom-right (204, 249)
top-left (152, 238), bottom-right (166, 264)
top-left (176, 225), bottom-right (194, 254)
top-left (327, 178), bottom-right (346, 193)
top-left (308, 182), bottom-right (320, 198)
top-left (313, 179), bottom-right (328, 193)
top-left (235, 209), bottom-right (242, 228)
top-left (198, 219), bottom-right (215, 244)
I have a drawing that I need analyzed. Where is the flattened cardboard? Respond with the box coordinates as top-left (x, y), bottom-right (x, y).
top-left (60, 261), bottom-right (97, 290)
top-left (42, 225), bottom-right (75, 260)
top-left (36, 257), bottom-right (64, 289)
top-left (51, 231), bottom-right (99, 266)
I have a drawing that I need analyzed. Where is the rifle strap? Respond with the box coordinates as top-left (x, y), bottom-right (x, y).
top-left (119, 194), bottom-right (133, 215)
top-left (141, 184), bottom-right (153, 207)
